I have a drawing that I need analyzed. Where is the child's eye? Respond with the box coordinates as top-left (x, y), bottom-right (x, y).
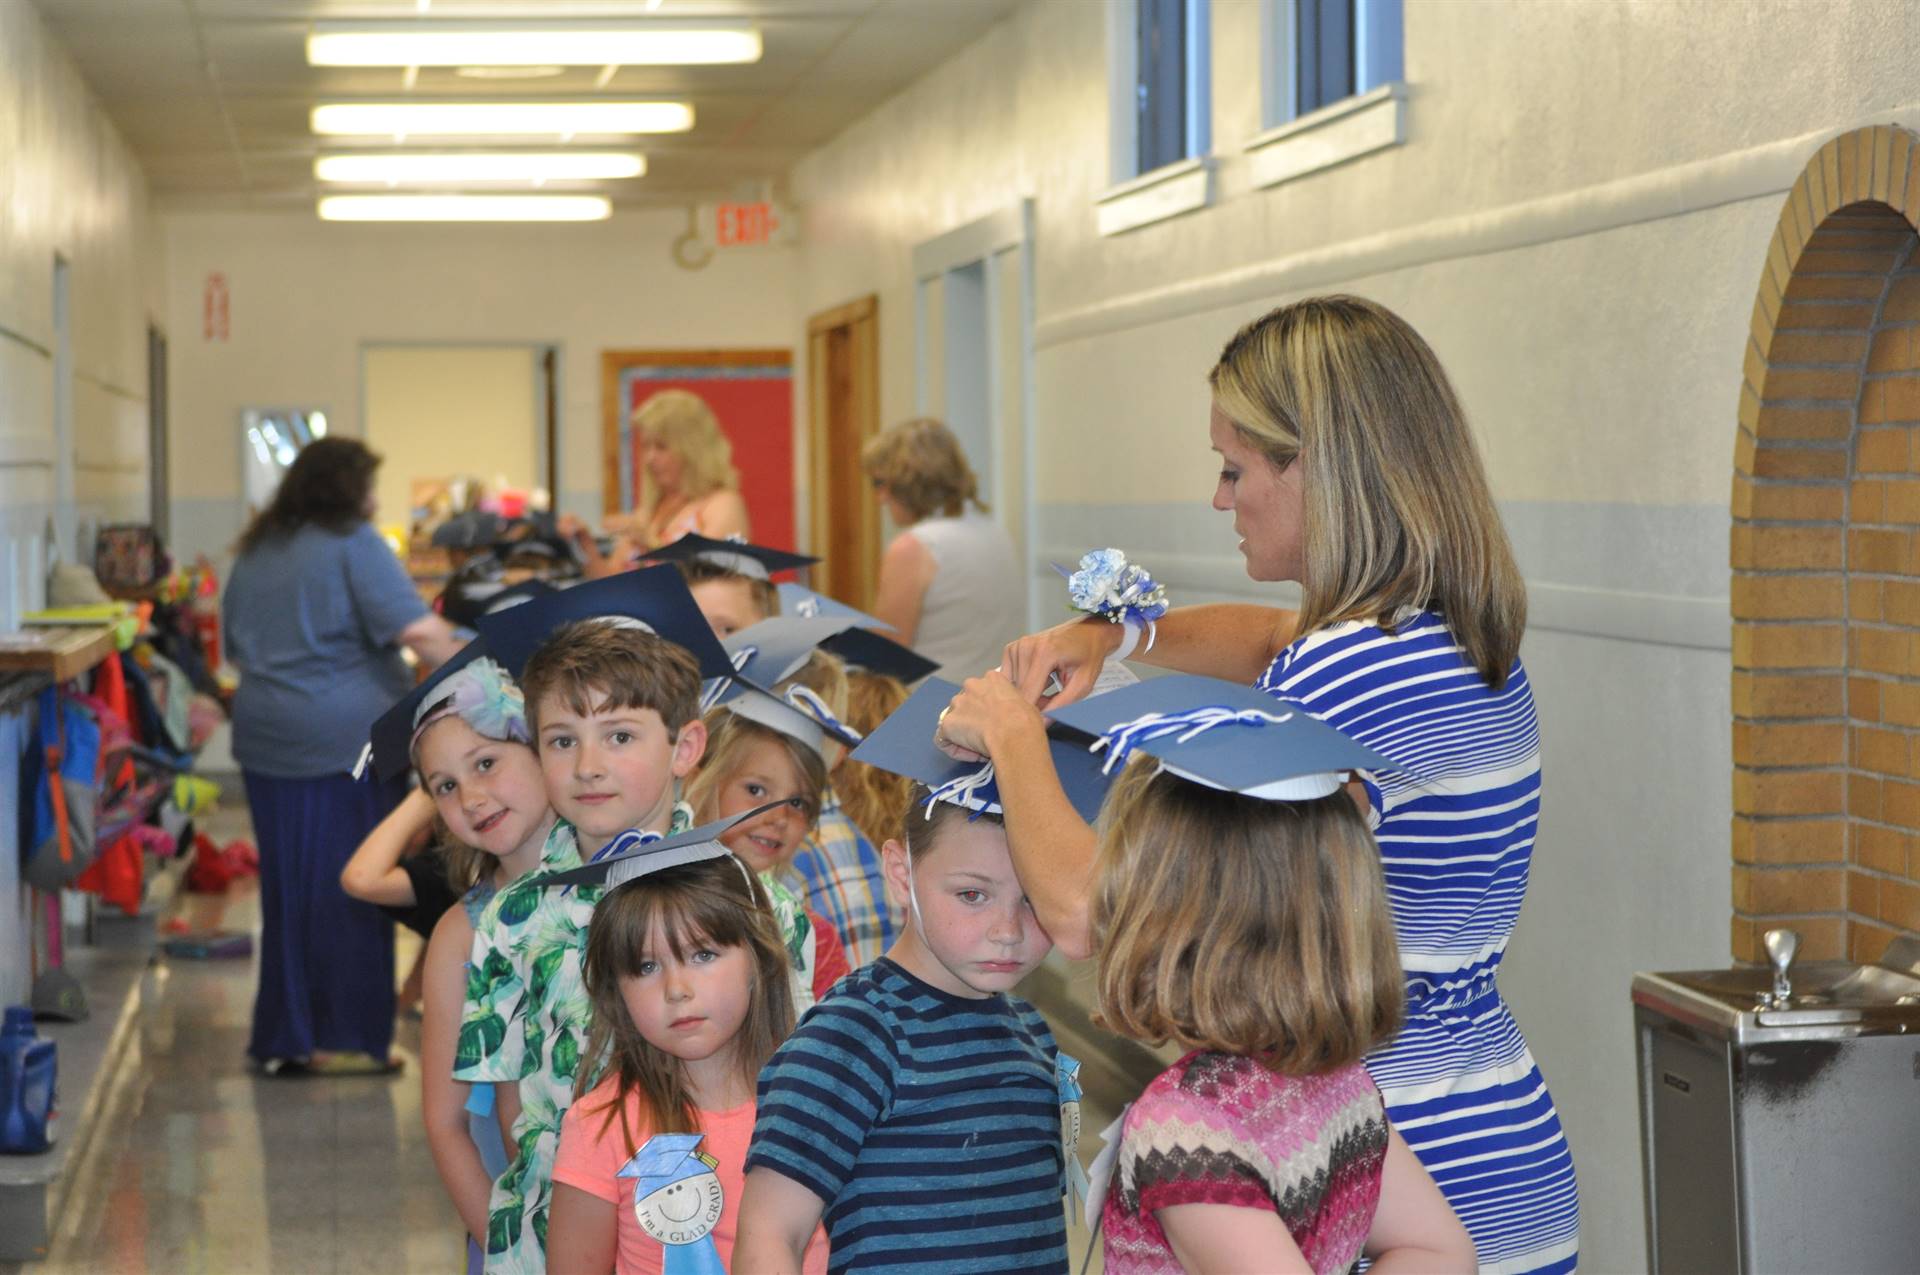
top-left (609, 730), bottom-right (634, 746)
top-left (636, 959), bottom-right (659, 977)
top-left (433, 778), bottom-right (456, 796)
top-left (476, 756), bottom-right (494, 772)
top-left (545, 734), bottom-right (573, 751)
top-left (744, 782), bottom-right (766, 799)
top-left (955, 889), bottom-right (986, 905)
top-left (1219, 468), bottom-right (1239, 484)
top-left (691, 948), bottom-right (719, 964)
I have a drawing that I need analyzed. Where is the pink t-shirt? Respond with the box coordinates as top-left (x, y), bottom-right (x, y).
top-left (553, 1080), bottom-right (828, 1275)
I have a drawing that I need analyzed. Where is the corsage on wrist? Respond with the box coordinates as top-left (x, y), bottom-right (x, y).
top-left (1055, 549), bottom-right (1169, 660)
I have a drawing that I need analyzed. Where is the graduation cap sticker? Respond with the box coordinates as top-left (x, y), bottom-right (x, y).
top-left (473, 564), bottom-right (733, 680)
top-left (642, 532), bottom-right (817, 582)
top-left (618, 1132), bottom-right (726, 1256)
top-left (1046, 673), bottom-right (1397, 801)
top-left (848, 677), bottom-right (1113, 822)
top-left (362, 636), bottom-right (513, 783)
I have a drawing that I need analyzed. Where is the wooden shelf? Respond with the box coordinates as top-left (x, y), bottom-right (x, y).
top-left (0, 626), bottom-right (117, 681)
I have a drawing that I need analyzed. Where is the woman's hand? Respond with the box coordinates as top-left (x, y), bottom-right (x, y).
top-left (936, 669), bottom-right (1045, 762)
top-left (1000, 617), bottom-right (1122, 709)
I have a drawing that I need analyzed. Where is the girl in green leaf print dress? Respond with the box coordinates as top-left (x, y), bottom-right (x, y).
top-left (453, 621), bottom-right (829, 1275)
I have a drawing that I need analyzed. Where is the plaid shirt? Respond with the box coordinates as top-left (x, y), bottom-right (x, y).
top-left (784, 789), bottom-right (899, 969)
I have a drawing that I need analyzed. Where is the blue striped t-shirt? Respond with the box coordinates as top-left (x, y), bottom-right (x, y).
top-left (746, 958), bottom-right (1069, 1274)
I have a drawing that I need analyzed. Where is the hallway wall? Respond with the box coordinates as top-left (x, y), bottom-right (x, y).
top-left (161, 211), bottom-right (798, 565)
top-left (785, 1), bottom-right (1920, 1267)
top-left (0, 0), bottom-right (162, 1007)
top-left (0, 0), bottom-right (163, 614)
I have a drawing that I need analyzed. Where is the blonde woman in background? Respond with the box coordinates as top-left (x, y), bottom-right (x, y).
top-left (863, 417), bottom-right (1023, 683)
top-left (572, 389), bottom-right (750, 576)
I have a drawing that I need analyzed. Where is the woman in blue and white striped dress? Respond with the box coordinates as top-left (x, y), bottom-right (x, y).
top-left (937, 295), bottom-right (1579, 1272)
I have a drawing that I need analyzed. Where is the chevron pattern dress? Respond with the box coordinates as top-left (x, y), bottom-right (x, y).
top-left (1259, 611), bottom-right (1580, 1274)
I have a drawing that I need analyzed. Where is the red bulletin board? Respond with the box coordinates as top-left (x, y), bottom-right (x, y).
top-left (601, 350), bottom-right (795, 551)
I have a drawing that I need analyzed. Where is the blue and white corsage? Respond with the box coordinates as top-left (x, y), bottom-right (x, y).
top-left (1055, 548), bottom-right (1169, 660)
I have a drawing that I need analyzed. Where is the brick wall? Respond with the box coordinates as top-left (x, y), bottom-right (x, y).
top-left (1733, 124), bottom-right (1920, 964)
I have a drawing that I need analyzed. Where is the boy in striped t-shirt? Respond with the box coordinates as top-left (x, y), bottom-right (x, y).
top-left (735, 780), bottom-right (1076, 1274)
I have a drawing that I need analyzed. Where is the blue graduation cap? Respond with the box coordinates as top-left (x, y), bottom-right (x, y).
top-left (363, 636), bottom-right (506, 783)
top-left (721, 615), bottom-right (861, 688)
top-left (617, 1132), bottom-right (717, 1192)
top-left (1045, 673), bottom-right (1396, 801)
top-left (641, 533), bottom-right (817, 581)
top-left (473, 564), bottom-right (733, 680)
top-left (848, 677), bottom-right (1113, 822)
top-left (774, 583), bottom-right (893, 631)
top-left (538, 801), bottom-right (794, 891)
top-left (822, 627), bottom-right (938, 685)
top-left (717, 677), bottom-right (863, 762)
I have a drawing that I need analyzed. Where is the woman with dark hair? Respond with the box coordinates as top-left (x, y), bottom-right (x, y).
top-left (224, 437), bottom-right (461, 1074)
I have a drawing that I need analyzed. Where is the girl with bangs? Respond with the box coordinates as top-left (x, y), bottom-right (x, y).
top-left (546, 857), bottom-right (828, 1275)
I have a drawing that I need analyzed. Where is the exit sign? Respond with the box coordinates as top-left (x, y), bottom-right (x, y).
top-left (701, 200), bottom-right (798, 249)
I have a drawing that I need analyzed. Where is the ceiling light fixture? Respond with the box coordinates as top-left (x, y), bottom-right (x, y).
top-left (307, 23), bottom-right (761, 67)
top-left (311, 101), bottom-right (693, 136)
top-left (317, 194), bottom-right (612, 222)
top-left (315, 152), bottom-right (647, 183)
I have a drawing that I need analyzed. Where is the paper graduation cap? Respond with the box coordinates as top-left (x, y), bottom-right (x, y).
top-left (540, 801), bottom-right (793, 891)
top-left (642, 533), bottom-right (818, 581)
top-left (770, 584), bottom-right (934, 683)
top-left (365, 636), bottom-right (502, 782)
top-left (1045, 673), bottom-right (1396, 801)
top-left (721, 614), bottom-right (862, 688)
top-left (823, 626), bottom-right (939, 684)
top-left (774, 582), bottom-right (893, 631)
top-left (473, 564), bottom-right (733, 680)
top-left (720, 678), bottom-right (864, 761)
top-left (848, 677), bottom-right (1113, 821)
top-left (618, 1132), bottom-right (718, 1195)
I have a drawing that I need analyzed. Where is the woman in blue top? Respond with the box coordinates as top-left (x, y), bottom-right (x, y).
top-left (938, 296), bottom-right (1579, 1273)
top-left (224, 437), bottom-right (460, 1074)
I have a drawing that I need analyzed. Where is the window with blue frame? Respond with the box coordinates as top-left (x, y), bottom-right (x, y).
top-left (1276, 0), bottom-right (1402, 123)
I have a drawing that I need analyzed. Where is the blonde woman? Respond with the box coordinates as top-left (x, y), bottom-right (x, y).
top-left (937, 296), bottom-right (1580, 1274)
top-left (569, 390), bottom-right (751, 577)
top-left (863, 417), bottom-right (1022, 682)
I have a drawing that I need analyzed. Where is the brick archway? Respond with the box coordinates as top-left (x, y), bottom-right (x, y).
top-left (1732, 125), bottom-right (1920, 963)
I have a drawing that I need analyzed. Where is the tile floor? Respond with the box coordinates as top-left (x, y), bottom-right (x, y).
top-left (6, 798), bottom-right (1114, 1274)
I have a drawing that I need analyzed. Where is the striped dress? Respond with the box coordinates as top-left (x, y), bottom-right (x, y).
top-left (1259, 610), bottom-right (1580, 1274)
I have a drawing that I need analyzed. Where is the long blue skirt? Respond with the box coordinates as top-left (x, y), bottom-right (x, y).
top-left (243, 769), bottom-right (404, 1063)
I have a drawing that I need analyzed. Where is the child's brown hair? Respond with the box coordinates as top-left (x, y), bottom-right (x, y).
top-left (899, 783), bottom-right (1004, 861)
top-left (836, 671), bottom-right (914, 849)
top-left (685, 709), bottom-right (827, 829)
top-left (576, 857), bottom-right (795, 1148)
top-left (676, 558), bottom-right (778, 621)
top-left (1091, 758), bottom-right (1402, 1075)
top-left (521, 620), bottom-right (703, 736)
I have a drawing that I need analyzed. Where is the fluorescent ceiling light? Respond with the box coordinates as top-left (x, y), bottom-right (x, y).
top-left (312, 102), bottom-right (692, 136)
top-left (307, 24), bottom-right (761, 67)
top-left (317, 194), bottom-right (612, 222)
top-left (315, 152), bottom-right (646, 183)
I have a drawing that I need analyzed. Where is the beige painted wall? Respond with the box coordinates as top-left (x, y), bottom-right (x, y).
top-left (363, 345), bottom-right (540, 533)
top-left (162, 210), bottom-right (799, 565)
top-left (782, 2), bottom-right (1920, 1268)
top-left (0, 0), bottom-right (162, 610)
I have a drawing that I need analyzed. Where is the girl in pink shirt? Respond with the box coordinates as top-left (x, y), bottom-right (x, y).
top-left (545, 855), bottom-right (827, 1275)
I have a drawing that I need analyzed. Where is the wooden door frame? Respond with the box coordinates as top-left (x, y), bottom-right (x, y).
top-left (600, 348), bottom-right (793, 520)
top-left (805, 296), bottom-right (880, 605)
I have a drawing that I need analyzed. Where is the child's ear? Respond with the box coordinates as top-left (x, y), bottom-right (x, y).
top-left (880, 838), bottom-right (912, 910)
top-left (671, 717), bottom-right (708, 779)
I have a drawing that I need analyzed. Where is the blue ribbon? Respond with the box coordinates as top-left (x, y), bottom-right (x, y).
top-left (1090, 704), bottom-right (1296, 775)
